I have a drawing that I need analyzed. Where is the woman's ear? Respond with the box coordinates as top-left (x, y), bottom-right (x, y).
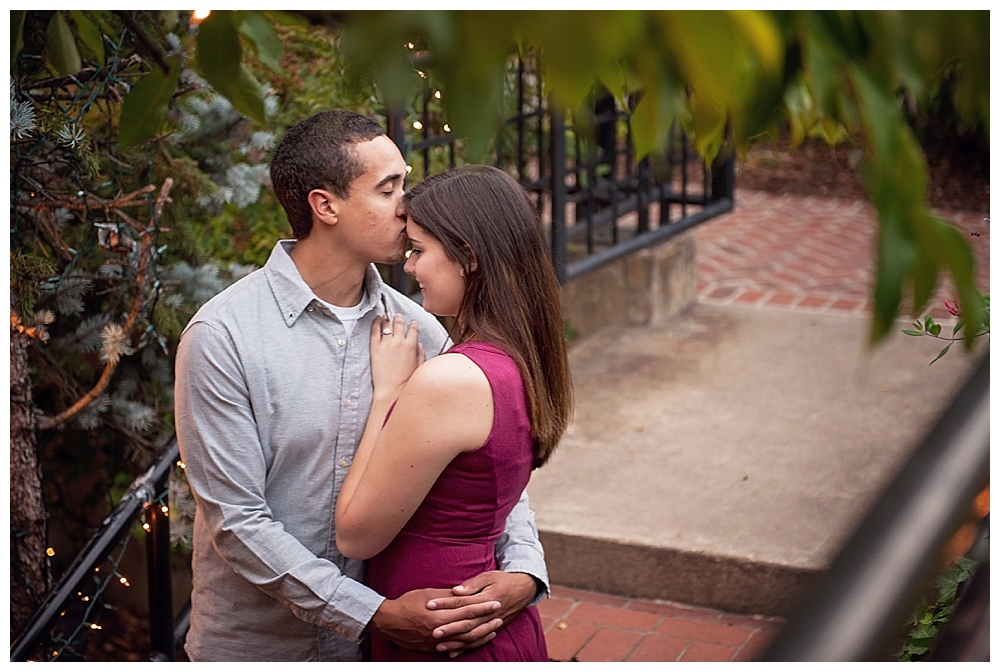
top-left (307, 189), bottom-right (339, 227)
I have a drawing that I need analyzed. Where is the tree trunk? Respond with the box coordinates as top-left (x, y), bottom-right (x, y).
top-left (10, 331), bottom-right (50, 637)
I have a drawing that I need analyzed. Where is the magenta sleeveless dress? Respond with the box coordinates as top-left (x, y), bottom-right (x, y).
top-left (365, 341), bottom-right (548, 662)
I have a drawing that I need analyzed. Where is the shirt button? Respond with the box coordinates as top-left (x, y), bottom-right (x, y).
top-left (340, 458), bottom-right (349, 467)
top-left (345, 397), bottom-right (352, 406)
top-left (337, 338), bottom-right (345, 346)
top-left (333, 625), bottom-right (344, 635)
top-left (322, 632), bottom-right (329, 640)
top-left (307, 306), bottom-right (314, 312)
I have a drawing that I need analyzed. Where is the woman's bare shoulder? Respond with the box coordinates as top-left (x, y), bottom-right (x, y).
top-left (408, 352), bottom-right (490, 399)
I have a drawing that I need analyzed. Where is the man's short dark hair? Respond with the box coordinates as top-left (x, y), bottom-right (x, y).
top-left (269, 110), bottom-right (387, 239)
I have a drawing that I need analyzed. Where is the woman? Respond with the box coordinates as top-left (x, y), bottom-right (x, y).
top-left (335, 165), bottom-right (572, 661)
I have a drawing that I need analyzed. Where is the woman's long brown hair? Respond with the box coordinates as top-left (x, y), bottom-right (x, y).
top-left (403, 165), bottom-right (572, 468)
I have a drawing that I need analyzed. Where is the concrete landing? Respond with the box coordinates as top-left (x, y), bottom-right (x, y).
top-left (526, 301), bottom-right (986, 617)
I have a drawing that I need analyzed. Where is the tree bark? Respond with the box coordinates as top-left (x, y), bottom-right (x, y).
top-left (10, 331), bottom-right (50, 638)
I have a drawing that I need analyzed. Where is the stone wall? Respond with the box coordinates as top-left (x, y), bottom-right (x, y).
top-left (561, 233), bottom-right (696, 342)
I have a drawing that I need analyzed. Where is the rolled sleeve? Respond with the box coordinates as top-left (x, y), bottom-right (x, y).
top-left (495, 489), bottom-right (550, 605)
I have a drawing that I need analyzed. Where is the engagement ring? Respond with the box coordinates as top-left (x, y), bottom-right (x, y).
top-left (382, 328), bottom-right (393, 336)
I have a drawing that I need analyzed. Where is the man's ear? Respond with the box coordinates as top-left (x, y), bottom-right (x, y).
top-left (307, 189), bottom-right (339, 227)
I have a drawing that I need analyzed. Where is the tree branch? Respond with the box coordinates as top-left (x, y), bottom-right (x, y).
top-left (37, 178), bottom-right (173, 432)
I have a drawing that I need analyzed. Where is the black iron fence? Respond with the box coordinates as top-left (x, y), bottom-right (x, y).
top-left (383, 53), bottom-right (734, 293)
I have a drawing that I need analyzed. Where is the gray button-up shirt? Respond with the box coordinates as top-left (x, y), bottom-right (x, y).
top-left (174, 241), bottom-right (549, 662)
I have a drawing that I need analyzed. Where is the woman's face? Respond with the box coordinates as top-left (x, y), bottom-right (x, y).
top-left (403, 220), bottom-right (467, 317)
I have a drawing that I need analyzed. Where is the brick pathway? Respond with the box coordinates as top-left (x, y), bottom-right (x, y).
top-left (541, 586), bottom-right (783, 662)
top-left (693, 190), bottom-right (990, 319)
top-left (541, 188), bottom-right (989, 662)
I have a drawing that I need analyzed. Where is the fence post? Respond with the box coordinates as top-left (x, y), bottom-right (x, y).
top-left (549, 104), bottom-right (567, 285)
top-left (145, 473), bottom-right (174, 660)
top-left (710, 150), bottom-right (735, 205)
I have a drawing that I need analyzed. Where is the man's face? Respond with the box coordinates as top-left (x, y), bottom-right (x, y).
top-left (337, 135), bottom-right (409, 265)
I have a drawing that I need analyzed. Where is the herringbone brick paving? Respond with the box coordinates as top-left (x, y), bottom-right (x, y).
top-left (544, 187), bottom-right (989, 662)
top-left (693, 190), bottom-right (990, 319)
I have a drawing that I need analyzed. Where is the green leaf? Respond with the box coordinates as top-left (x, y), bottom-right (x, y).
top-left (929, 322), bottom-right (942, 337)
top-left (910, 247), bottom-right (939, 317)
top-left (45, 11), bottom-right (82, 76)
top-left (929, 343), bottom-right (951, 365)
top-left (262, 10), bottom-right (309, 28)
top-left (90, 10), bottom-right (119, 41)
top-left (11, 10), bottom-right (26, 66)
top-left (227, 64), bottom-right (268, 126)
top-left (901, 329), bottom-right (924, 337)
top-left (69, 10), bottom-right (104, 64)
top-left (870, 207), bottom-right (915, 343)
top-left (197, 11), bottom-right (241, 92)
top-left (953, 318), bottom-right (965, 336)
top-left (197, 11), bottom-right (267, 125)
top-left (239, 11), bottom-right (284, 74)
top-left (119, 55), bottom-right (182, 150)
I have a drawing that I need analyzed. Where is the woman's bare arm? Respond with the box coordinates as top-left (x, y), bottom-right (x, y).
top-left (335, 316), bottom-right (493, 559)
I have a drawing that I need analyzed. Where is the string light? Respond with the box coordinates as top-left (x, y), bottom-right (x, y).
top-left (434, 91), bottom-right (442, 99)
top-left (49, 523), bottom-right (138, 660)
top-left (405, 42), bottom-right (415, 49)
top-left (142, 522), bottom-right (151, 531)
top-left (412, 121), bottom-right (423, 131)
top-left (443, 124), bottom-right (451, 133)
top-left (417, 71), bottom-right (427, 79)
top-left (161, 505), bottom-right (169, 514)
top-left (177, 460), bottom-right (186, 469)
top-left (405, 165), bottom-right (412, 174)
top-left (46, 547), bottom-right (55, 557)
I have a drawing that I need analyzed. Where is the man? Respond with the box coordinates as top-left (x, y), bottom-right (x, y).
top-left (174, 110), bottom-right (548, 661)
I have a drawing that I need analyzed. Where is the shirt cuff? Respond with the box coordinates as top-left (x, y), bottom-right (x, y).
top-left (497, 559), bottom-right (550, 606)
top-left (324, 580), bottom-right (386, 642)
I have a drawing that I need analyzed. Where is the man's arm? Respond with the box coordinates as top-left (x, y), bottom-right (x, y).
top-left (175, 320), bottom-right (382, 641)
top-left (493, 488), bottom-right (550, 603)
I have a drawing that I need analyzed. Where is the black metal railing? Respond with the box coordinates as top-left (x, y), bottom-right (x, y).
top-left (10, 439), bottom-right (183, 662)
top-left (384, 54), bottom-right (734, 292)
top-left (762, 352), bottom-right (990, 662)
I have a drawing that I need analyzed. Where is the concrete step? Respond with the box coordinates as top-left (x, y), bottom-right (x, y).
top-left (527, 301), bottom-right (985, 617)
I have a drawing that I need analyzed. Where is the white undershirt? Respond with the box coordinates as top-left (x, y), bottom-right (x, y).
top-left (318, 289), bottom-right (368, 340)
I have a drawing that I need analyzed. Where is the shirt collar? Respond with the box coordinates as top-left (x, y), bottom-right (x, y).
top-left (265, 240), bottom-right (387, 327)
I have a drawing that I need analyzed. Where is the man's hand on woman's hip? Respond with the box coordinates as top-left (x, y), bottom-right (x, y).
top-left (428, 571), bottom-right (537, 655)
top-left (368, 586), bottom-right (503, 654)
top-left (368, 571), bottom-right (537, 656)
